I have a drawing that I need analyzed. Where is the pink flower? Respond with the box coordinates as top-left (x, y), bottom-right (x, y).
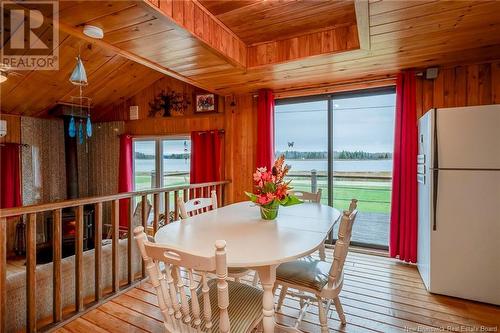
top-left (257, 195), bottom-right (272, 205)
top-left (253, 171), bottom-right (262, 182)
top-left (257, 167), bottom-right (267, 173)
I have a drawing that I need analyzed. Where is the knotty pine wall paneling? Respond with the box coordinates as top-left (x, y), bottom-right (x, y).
top-left (416, 61), bottom-right (500, 118)
top-left (223, 94), bottom-right (257, 203)
top-left (0, 114), bottom-right (21, 144)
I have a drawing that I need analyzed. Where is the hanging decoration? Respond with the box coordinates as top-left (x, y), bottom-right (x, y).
top-left (68, 47), bottom-right (93, 144)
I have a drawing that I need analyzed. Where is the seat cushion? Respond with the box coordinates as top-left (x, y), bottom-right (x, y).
top-left (192, 279), bottom-right (263, 332)
top-left (228, 267), bottom-right (250, 275)
top-left (276, 258), bottom-right (331, 292)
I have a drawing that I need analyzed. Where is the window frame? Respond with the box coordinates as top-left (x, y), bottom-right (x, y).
top-left (132, 135), bottom-right (191, 191)
top-left (275, 86), bottom-right (396, 249)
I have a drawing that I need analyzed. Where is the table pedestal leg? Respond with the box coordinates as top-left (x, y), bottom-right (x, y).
top-left (256, 265), bottom-right (277, 333)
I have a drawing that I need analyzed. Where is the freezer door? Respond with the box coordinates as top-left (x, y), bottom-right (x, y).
top-left (430, 170), bottom-right (500, 305)
top-left (435, 105), bottom-right (500, 169)
top-left (417, 109), bottom-right (433, 289)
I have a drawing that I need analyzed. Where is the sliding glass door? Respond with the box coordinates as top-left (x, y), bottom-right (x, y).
top-left (275, 88), bottom-right (396, 249)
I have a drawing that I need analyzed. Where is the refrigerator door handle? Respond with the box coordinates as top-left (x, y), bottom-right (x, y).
top-left (433, 169), bottom-right (438, 231)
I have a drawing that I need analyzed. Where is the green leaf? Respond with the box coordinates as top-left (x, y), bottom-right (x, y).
top-left (262, 181), bottom-right (276, 193)
top-left (245, 191), bottom-right (259, 203)
top-left (281, 195), bottom-right (303, 207)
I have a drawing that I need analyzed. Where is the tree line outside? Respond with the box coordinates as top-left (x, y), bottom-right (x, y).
top-left (275, 150), bottom-right (392, 160)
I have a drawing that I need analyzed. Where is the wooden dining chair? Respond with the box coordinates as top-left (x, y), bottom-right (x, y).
top-left (274, 209), bottom-right (358, 332)
top-left (290, 189), bottom-right (322, 203)
top-left (134, 226), bottom-right (263, 333)
top-left (178, 190), bottom-right (218, 219)
top-left (177, 191), bottom-right (255, 285)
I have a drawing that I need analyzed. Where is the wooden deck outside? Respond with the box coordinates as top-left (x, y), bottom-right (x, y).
top-left (53, 249), bottom-right (500, 333)
top-left (333, 212), bottom-right (390, 247)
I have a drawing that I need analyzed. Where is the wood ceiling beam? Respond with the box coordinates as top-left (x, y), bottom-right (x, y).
top-left (142, 0), bottom-right (247, 69)
top-left (57, 21), bottom-right (218, 94)
top-left (355, 0), bottom-right (370, 50)
top-left (247, 25), bottom-right (360, 68)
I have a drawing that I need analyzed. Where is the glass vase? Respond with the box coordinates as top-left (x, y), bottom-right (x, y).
top-left (260, 205), bottom-right (279, 220)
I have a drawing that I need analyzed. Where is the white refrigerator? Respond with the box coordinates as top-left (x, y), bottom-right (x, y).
top-left (417, 104), bottom-right (500, 305)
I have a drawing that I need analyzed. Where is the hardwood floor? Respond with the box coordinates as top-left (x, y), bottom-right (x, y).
top-left (53, 249), bottom-right (500, 333)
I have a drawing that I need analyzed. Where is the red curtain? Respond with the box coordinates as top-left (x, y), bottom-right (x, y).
top-left (390, 70), bottom-right (418, 263)
top-left (118, 134), bottom-right (133, 228)
top-left (0, 143), bottom-right (22, 208)
top-left (256, 89), bottom-right (275, 170)
top-left (190, 130), bottom-right (221, 197)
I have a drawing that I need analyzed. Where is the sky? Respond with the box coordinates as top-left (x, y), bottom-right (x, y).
top-left (275, 93), bottom-right (396, 153)
top-left (134, 139), bottom-right (190, 155)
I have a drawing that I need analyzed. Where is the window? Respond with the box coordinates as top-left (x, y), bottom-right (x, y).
top-left (133, 136), bottom-right (192, 219)
top-left (275, 88), bottom-right (396, 249)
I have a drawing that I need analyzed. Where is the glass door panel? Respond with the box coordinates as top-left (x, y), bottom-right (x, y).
top-left (331, 92), bottom-right (396, 248)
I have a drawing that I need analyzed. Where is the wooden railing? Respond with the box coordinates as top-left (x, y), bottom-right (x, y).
top-left (0, 180), bottom-right (230, 333)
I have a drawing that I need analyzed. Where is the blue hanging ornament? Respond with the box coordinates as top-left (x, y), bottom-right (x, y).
top-left (68, 116), bottom-right (76, 138)
top-left (78, 121), bottom-right (84, 144)
top-left (86, 116), bottom-right (92, 137)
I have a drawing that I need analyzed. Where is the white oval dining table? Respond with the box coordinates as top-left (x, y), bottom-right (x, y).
top-left (155, 201), bottom-right (341, 333)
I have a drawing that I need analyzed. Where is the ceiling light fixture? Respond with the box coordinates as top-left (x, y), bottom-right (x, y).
top-left (0, 72), bottom-right (7, 83)
top-left (83, 25), bottom-right (104, 39)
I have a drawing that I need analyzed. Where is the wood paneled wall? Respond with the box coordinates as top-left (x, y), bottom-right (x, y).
top-left (223, 94), bottom-right (257, 203)
top-left (96, 75), bottom-right (225, 137)
top-left (416, 61), bottom-right (500, 117)
top-left (0, 114), bottom-right (21, 144)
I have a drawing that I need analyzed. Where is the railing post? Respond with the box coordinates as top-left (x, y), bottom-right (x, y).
top-left (311, 169), bottom-right (317, 193)
top-left (75, 206), bottom-right (84, 312)
top-left (141, 195), bottom-right (147, 277)
top-left (53, 209), bottom-right (62, 322)
top-left (153, 193), bottom-right (160, 234)
top-left (0, 217), bottom-right (6, 333)
top-left (111, 200), bottom-right (119, 292)
top-left (127, 198), bottom-right (133, 284)
top-left (94, 202), bottom-right (103, 301)
top-left (26, 213), bottom-right (36, 332)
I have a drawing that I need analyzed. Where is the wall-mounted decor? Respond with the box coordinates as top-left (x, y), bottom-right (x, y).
top-left (195, 93), bottom-right (216, 113)
top-left (149, 89), bottom-right (191, 117)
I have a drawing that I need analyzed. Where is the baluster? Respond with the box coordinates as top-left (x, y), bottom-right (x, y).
top-left (141, 195), bottom-right (147, 276)
top-left (153, 193), bottom-right (160, 233)
top-left (52, 209), bottom-right (62, 322)
top-left (215, 240), bottom-right (230, 333)
top-left (165, 191), bottom-right (171, 224)
top-left (127, 198), bottom-right (133, 284)
top-left (174, 191), bottom-right (179, 220)
top-left (26, 213), bottom-right (36, 332)
top-left (75, 206), bottom-right (84, 311)
top-left (94, 202), bottom-right (103, 300)
top-left (0, 217), bottom-right (7, 333)
top-left (111, 200), bottom-right (119, 292)
top-left (189, 269), bottom-right (201, 331)
top-left (202, 273), bottom-right (212, 331)
top-left (183, 189), bottom-right (188, 202)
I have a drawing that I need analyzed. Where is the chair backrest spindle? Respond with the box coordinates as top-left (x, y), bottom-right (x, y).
top-left (178, 190), bottom-right (218, 219)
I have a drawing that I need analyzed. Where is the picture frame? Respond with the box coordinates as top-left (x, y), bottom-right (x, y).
top-left (195, 93), bottom-right (216, 113)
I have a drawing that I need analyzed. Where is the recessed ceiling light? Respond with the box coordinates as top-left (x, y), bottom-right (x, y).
top-left (83, 25), bottom-right (104, 39)
top-left (0, 72), bottom-right (7, 83)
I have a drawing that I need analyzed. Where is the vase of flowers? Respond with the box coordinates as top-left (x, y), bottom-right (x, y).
top-left (246, 155), bottom-right (302, 220)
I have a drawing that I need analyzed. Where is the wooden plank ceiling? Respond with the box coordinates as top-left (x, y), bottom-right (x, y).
top-left (197, 0), bottom-right (357, 45)
top-left (1, 0), bottom-right (500, 117)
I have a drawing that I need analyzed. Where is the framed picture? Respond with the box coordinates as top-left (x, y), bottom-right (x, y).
top-left (195, 93), bottom-right (216, 113)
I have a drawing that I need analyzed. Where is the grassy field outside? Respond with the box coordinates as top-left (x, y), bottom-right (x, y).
top-left (288, 174), bottom-right (391, 214)
top-left (134, 172), bottom-right (391, 214)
